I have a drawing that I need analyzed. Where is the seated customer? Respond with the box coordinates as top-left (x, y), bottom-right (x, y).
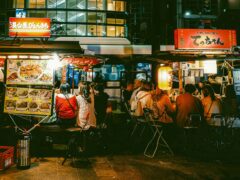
top-left (176, 84), bottom-right (203, 127)
top-left (76, 82), bottom-right (96, 130)
top-left (222, 84), bottom-right (238, 117)
top-left (122, 82), bottom-right (133, 105)
top-left (55, 83), bottom-right (78, 127)
top-left (201, 84), bottom-right (222, 125)
top-left (94, 84), bottom-right (109, 125)
top-left (152, 86), bottom-right (175, 123)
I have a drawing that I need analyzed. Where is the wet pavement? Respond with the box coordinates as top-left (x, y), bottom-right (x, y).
top-left (1, 151), bottom-right (240, 180)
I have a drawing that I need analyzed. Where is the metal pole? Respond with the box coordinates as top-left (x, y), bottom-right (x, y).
top-left (176, 0), bottom-right (183, 28)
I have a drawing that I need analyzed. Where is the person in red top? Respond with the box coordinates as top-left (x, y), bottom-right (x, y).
top-left (55, 83), bottom-right (78, 127)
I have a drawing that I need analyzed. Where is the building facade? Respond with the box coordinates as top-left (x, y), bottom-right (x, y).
top-left (0, 0), bottom-right (127, 38)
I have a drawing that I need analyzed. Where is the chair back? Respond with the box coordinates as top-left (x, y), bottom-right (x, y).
top-left (143, 108), bottom-right (154, 122)
top-left (185, 113), bottom-right (202, 128)
top-left (210, 113), bottom-right (225, 127)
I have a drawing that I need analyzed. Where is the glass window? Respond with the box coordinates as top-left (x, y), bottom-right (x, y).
top-left (97, 0), bottom-right (106, 10)
top-left (107, 0), bottom-right (114, 11)
top-left (29, 0), bottom-right (45, 8)
top-left (67, 24), bottom-right (77, 36)
top-left (88, 25), bottom-right (97, 36)
top-left (47, 11), bottom-right (57, 21)
top-left (76, 25), bottom-right (86, 36)
top-left (116, 19), bottom-right (125, 25)
top-left (88, 12), bottom-right (96, 23)
top-left (115, 1), bottom-right (125, 12)
top-left (107, 26), bottom-right (115, 37)
top-left (77, 0), bottom-right (86, 9)
top-left (67, 11), bottom-right (77, 22)
top-left (88, 0), bottom-right (96, 10)
top-left (97, 13), bottom-right (106, 23)
top-left (48, 0), bottom-right (56, 8)
top-left (116, 26), bottom-right (124, 37)
top-left (97, 25), bottom-right (106, 36)
top-left (28, 10), bottom-right (47, 18)
top-left (37, 0), bottom-right (45, 8)
top-left (68, 0), bottom-right (86, 9)
top-left (14, 0), bottom-right (24, 8)
top-left (76, 12), bottom-right (86, 22)
top-left (67, 0), bottom-right (76, 8)
top-left (57, 0), bottom-right (66, 8)
top-left (29, 0), bottom-right (37, 8)
top-left (57, 11), bottom-right (66, 22)
top-left (107, 18), bottom-right (115, 24)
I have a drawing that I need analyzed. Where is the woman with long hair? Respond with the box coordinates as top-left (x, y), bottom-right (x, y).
top-left (201, 84), bottom-right (222, 124)
top-left (76, 82), bottom-right (96, 129)
top-left (152, 86), bottom-right (175, 123)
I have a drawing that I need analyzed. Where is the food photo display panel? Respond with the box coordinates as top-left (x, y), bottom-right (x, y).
top-left (4, 87), bottom-right (53, 116)
top-left (6, 59), bottom-right (54, 86)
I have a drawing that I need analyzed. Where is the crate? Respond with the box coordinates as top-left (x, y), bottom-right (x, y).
top-left (0, 146), bottom-right (14, 170)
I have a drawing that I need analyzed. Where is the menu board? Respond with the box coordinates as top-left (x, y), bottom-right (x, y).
top-left (6, 59), bottom-right (54, 86)
top-left (4, 87), bottom-right (53, 116)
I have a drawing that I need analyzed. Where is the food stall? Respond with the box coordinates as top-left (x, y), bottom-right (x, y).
top-left (169, 28), bottom-right (238, 96)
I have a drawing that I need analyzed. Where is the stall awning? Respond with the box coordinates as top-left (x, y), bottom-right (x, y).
top-left (0, 40), bottom-right (82, 54)
top-left (55, 37), bottom-right (131, 45)
top-left (62, 57), bottom-right (101, 68)
top-left (55, 37), bottom-right (152, 55)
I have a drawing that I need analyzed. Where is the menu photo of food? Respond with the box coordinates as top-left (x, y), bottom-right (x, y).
top-left (29, 89), bottom-right (39, 98)
top-left (5, 100), bottom-right (16, 111)
top-left (29, 102), bottom-right (39, 112)
top-left (16, 101), bottom-right (29, 111)
top-left (4, 87), bottom-right (53, 116)
top-left (6, 87), bottom-right (17, 97)
top-left (6, 59), bottom-right (54, 85)
top-left (39, 102), bottom-right (51, 113)
top-left (16, 88), bottom-right (29, 98)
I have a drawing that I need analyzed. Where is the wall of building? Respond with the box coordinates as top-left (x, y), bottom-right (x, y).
top-left (0, 0), bottom-right (127, 38)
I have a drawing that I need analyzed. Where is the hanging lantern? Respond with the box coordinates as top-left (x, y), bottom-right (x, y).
top-left (158, 66), bottom-right (173, 90)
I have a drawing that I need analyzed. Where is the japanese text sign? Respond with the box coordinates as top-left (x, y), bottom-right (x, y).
top-left (9, 17), bottom-right (51, 37)
top-left (174, 29), bottom-right (237, 50)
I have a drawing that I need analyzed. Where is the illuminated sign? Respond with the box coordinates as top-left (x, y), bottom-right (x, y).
top-left (9, 17), bottom-right (51, 37)
top-left (174, 29), bottom-right (237, 49)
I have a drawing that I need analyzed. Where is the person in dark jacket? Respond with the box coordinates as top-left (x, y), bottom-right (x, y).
top-left (222, 84), bottom-right (238, 117)
top-left (94, 84), bottom-right (109, 125)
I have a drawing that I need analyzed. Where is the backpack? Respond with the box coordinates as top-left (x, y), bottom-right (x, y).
top-left (131, 92), bottom-right (150, 117)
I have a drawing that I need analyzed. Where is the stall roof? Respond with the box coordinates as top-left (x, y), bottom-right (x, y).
top-left (0, 40), bottom-right (82, 54)
top-left (151, 49), bottom-right (240, 62)
top-left (55, 37), bottom-right (131, 45)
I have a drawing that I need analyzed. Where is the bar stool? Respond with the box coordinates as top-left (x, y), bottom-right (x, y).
top-left (143, 108), bottom-right (173, 158)
top-left (209, 113), bottom-right (225, 151)
top-left (62, 127), bottom-right (87, 165)
top-left (183, 113), bottom-right (202, 152)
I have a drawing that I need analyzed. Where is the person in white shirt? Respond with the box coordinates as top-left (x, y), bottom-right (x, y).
top-left (76, 82), bottom-right (96, 130)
